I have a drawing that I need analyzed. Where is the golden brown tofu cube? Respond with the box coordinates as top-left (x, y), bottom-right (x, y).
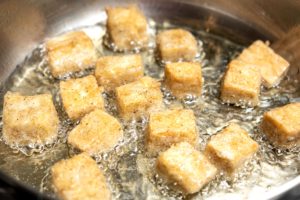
top-left (46, 31), bottom-right (97, 78)
top-left (205, 123), bottom-right (259, 174)
top-left (60, 75), bottom-right (104, 120)
top-left (95, 54), bottom-right (144, 91)
top-left (237, 40), bottom-right (289, 88)
top-left (157, 142), bottom-right (217, 194)
top-left (146, 109), bottom-right (198, 155)
top-left (2, 92), bottom-right (59, 146)
top-left (68, 109), bottom-right (123, 156)
top-left (261, 103), bottom-right (300, 148)
top-left (164, 62), bottom-right (202, 98)
top-left (51, 153), bottom-right (111, 200)
top-left (106, 5), bottom-right (149, 51)
top-left (115, 76), bottom-right (163, 120)
top-left (156, 29), bottom-right (198, 62)
top-left (221, 59), bottom-right (261, 107)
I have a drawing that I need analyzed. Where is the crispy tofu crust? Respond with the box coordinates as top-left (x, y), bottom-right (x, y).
top-left (115, 76), bottom-right (163, 120)
top-left (51, 153), bottom-right (111, 200)
top-left (237, 40), bottom-right (289, 88)
top-left (106, 5), bottom-right (149, 51)
top-left (46, 31), bottom-right (97, 78)
top-left (2, 92), bottom-right (59, 146)
top-left (146, 109), bottom-right (198, 155)
top-left (205, 123), bottom-right (259, 174)
top-left (165, 62), bottom-right (202, 98)
top-left (95, 54), bottom-right (144, 91)
top-left (60, 75), bottom-right (104, 120)
top-left (157, 142), bottom-right (217, 194)
top-left (221, 59), bottom-right (261, 107)
top-left (156, 29), bottom-right (198, 62)
top-left (68, 110), bottom-right (123, 156)
top-left (261, 103), bottom-right (300, 148)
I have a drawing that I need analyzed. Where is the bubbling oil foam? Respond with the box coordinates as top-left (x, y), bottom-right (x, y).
top-left (0, 20), bottom-right (299, 200)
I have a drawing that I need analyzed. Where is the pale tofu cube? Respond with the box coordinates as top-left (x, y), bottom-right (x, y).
top-left (164, 62), bottom-right (202, 98)
top-left (261, 103), bottom-right (300, 148)
top-left (106, 5), bottom-right (149, 51)
top-left (205, 123), bottom-right (259, 174)
top-left (221, 59), bottom-right (261, 107)
top-left (146, 109), bottom-right (198, 154)
top-left (237, 40), bottom-right (289, 88)
top-left (157, 142), bottom-right (217, 194)
top-left (2, 92), bottom-right (59, 146)
top-left (51, 153), bottom-right (111, 200)
top-left (115, 76), bottom-right (163, 120)
top-left (46, 31), bottom-right (97, 78)
top-left (68, 109), bottom-right (123, 156)
top-left (95, 54), bottom-right (144, 91)
top-left (60, 75), bottom-right (104, 120)
top-left (156, 29), bottom-right (198, 62)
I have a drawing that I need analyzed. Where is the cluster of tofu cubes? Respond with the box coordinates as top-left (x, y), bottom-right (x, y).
top-left (2, 4), bottom-right (299, 200)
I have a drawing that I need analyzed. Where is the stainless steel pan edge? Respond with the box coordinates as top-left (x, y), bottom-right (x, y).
top-left (0, 0), bottom-right (299, 199)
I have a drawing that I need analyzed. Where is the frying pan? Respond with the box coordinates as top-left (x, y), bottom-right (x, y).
top-left (0, 0), bottom-right (300, 199)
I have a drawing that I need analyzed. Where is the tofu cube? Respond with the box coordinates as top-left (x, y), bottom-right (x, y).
top-left (60, 75), bottom-right (104, 120)
top-left (146, 109), bottom-right (198, 154)
top-left (237, 40), bottom-right (290, 88)
top-left (157, 142), bottom-right (217, 194)
top-left (51, 153), bottom-right (111, 200)
top-left (205, 123), bottom-right (259, 174)
top-left (95, 54), bottom-right (144, 91)
top-left (68, 109), bottom-right (123, 156)
top-left (106, 5), bottom-right (149, 51)
top-left (221, 59), bottom-right (261, 107)
top-left (261, 103), bottom-right (300, 148)
top-left (115, 76), bottom-right (163, 120)
top-left (2, 92), bottom-right (59, 146)
top-left (164, 62), bottom-right (202, 98)
top-left (156, 29), bottom-right (198, 62)
top-left (46, 31), bottom-right (97, 78)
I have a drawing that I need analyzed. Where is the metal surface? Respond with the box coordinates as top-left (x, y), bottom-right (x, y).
top-left (0, 0), bottom-right (300, 199)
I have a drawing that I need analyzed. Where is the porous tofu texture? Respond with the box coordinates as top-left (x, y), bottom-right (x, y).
top-left (46, 31), bottom-right (97, 78)
top-left (51, 153), bottom-right (111, 200)
top-left (156, 29), bottom-right (198, 62)
top-left (221, 59), bottom-right (261, 107)
top-left (165, 62), bottom-right (202, 98)
top-left (205, 123), bottom-right (259, 174)
top-left (261, 103), bottom-right (300, 148)
top-left (95, 54), bottom-right (144, 91)
top-left (2, 92), bottom-right (59, 146)
top-left (157, 142), bottom-right (217, 194)
top-left (237, 40), bottom-right (289, 88)
top-left (106, 5), bottom-right (149, 51)
top-left (116, 76), bottom-right (163, 120)
top-left (60, 75), bottom-right (104, 120)
top-left (68, 109), bottom-right (123, 156)
top-left (146, 109), bottom-right (198, 154)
